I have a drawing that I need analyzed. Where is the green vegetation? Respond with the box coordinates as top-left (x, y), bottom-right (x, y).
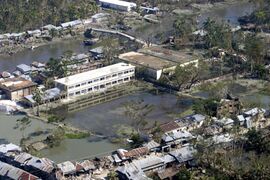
top-left (130, 133), bottom-right (145, 148)
top-left (47, 115), bottom-right (65, 123)
top-left (45, 127), bottom-right (65, 148)
top-left (123, 99), bottom-right (154, 131)
top-left (192, 98), bottom-right (219, 117)
top-left (0, 0), bottom-right (98, 33)
top-left (65, 132), bottom-right (90, 139)
top-left (14, 117), bottom-right (31, 139)
top-left (160, 60), bottom-right (209, 90)
top-left (192, 128), bottom-right (270, 179)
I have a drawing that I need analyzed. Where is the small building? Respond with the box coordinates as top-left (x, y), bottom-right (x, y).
top-left (89, 46), bottom-right (104, 59)
top-left (61, 20), bottom-right (83, 30)
top-left (168, 145), bottom-right (196, 164)
top-left (54, 63), bottom-right (135, 99)
top-left (160, 121), bottom-right (181, 134)
top-left (114, 147), bottom-right (149, 163)
top-left (26, 29), bottom-right (42, 37)
top-left (16, 64), bottom-right (33, 74)
top-left (161, 130), bottom-right (194, 146)
top-left (0, 77), bottom-right (37, 101)
top-left (57, 161), bottom-right (77, 176)
top-left (213, 117), bottom-right (235, 129)
top-left (0, 143), bottom-right (21, 155)
top-left (217, 94), bottom-right (242, 118)
top-left (143, 140), bottom-right (160, 152)
top-left (91, 13), bottom-right (110, 23)
top-left (0, 161), bottom-right (39, 180)
top-left (24, 87), bottom-right (61, 106)
top-left (99, 0), bottom-right (136, 12)
top-left (176, 114), bottom-right (206, 131)
top-left (42, 24), bottom-right (57, 31)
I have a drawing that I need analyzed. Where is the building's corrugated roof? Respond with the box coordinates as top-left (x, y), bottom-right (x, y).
top-left (169, 146), bottom-right (196, 163)
top-left (79, 160), bottom-right (95, 171)
top-left (14, 152), bottom-right (32, 164)
top-left (160, 121), bottom-right (180, 133)
top-left (143, 140), bottom-right (160, 150)
top-left (55, 62), bottom-right (135, 86)
top-left (138, 46), bottom-right (198, 64)
top-left (61, 20), bottom-right (82, 28)
top-left (0, 161), bottom-right (39, 180)
top-left (0, 77), bottom-right (36, 92)
top-left (123, 147), bottom-right (149, 158)
top-left (24, 87), bottom-right (61, 104)
top-left (99, 0), bottom-right (136, 7)
top-left (57, 161), bottom-right (76, 175)
top-left (26, 157), bottom-right (55, 173)
top-left (0, 143), bottom-right (21, 154)
top-left (119, 51), bottom-right (177, 70)
top-left (132, 155), bottom-right (165, 171)
top-left (16, 64), bottom-right (32, 73)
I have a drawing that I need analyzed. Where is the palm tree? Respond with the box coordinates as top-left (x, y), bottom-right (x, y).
top-left (33, 88), bottom-right (43, 117)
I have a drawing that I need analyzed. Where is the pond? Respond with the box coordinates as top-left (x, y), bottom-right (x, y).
top-left (64, 92), bottom-right (194, 137)
top-left (0, 112), bottom-right (120, 163)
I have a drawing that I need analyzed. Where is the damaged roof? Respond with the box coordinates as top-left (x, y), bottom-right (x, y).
top-left (119, 51), bottom-right (177, 70)
top-left (160, 121), bottom-right (180, 133)
top-left (0, 77), bottom-right (36, 92)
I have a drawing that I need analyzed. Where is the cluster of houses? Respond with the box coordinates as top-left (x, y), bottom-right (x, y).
top-left (0, 0), bottom-right (160, 49)
top-left (0, 45), bottom-right (200, 113)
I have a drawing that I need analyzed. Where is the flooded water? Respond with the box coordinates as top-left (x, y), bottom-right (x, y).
top-left (0, 37), bottom-right (88, 72)
top-left (0, 1), bottom-right (257, 71)
top-left (42, 138), bottom-right (120, 163)
top-left (0, 0), bottom-right (261, 163)
top-left (0, 113), bottom-right (54, 144)
top-left (198, 1), bottom-right (257, 27)
top-left (242, 93), bottom-right (270, 109)
top-left (65, 92), bottom-right (193, 137)
top-left (0, 112), bottom-right (120, 163)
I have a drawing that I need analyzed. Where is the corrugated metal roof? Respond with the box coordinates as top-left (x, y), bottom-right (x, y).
top-left (57, 161), bottom-right (76, 175)
top-left (0, 161), bottom-right (39, 180)
top-left (0, 143), bottom-right (21, 154)
top-left (26, 157), bottom-right (55, 173)
top-left (160, 121), bottom-right (180, 133)
top-left (14, 152), bottom-right (32, 164)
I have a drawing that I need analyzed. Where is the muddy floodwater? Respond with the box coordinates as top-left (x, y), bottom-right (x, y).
top-left (198, 1), bottom-right (257, 27)
top-left (0, 112), bottom-right (120, 163)
top-left (64, 92), bottom-right (193, 137)
top-left (0, 37), bottom-right (88, 72)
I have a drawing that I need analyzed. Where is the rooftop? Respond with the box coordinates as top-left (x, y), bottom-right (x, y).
top-left (160, 121), bottom-right (180, 133)
top-left (0, 161), bottom-right (39, 180)
top-left (0, 143), bottom-right (21, 154)
top-left (55, 62), bottom-right (135, 86)
top-left (99, 0), bottom-right (136, 7)
top-left (0, 77), bottom-right (37, 92)
top-left (138, 46), bottom-right (199, 64)
top-left (119, 51), bottom-right (177, 70)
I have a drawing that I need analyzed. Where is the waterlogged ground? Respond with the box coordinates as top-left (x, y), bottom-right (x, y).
top-left (192, 79), bottom-right (270, 109)
top-left (0, 113), bottom-right (120, 163)
top-left (64, 92), bottom-right (194, 137)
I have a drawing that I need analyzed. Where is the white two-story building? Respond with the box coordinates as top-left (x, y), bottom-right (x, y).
top-left (54, 63), bottom-right (135, 99)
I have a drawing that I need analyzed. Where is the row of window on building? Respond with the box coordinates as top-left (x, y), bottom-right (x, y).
top-left (68, 76), bottom-right (134, 97)
top-left (68, 69), bottom-right (134, 90)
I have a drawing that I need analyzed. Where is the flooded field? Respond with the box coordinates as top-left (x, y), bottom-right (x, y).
top-left (65, 92), bottom-right (194, 137)
top-left (198, 1), bottom-right (257, 27)
top-left (0, 112), bottom-right (120, 163)
top-left (0, 37), bottom-right (88, 72)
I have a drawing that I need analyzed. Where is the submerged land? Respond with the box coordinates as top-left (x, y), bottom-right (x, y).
top-left (0, 0), bottom-right (270, 179)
